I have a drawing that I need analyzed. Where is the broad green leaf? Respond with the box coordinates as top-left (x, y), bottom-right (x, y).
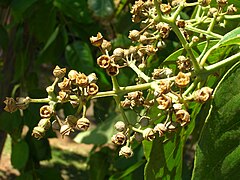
top-left (192, 64), bottom-right (240, 180)
top-left (110, 160), bottom-right (145, 180)
top-left (0, 111), bottom-right (22, 134)
top-left (11, 0), bottom-right (37, 21)
top-left (144, 130), bottom-right (184, 180)
top-left (11, 140), bottom-right (29, 169)
top-left (0, 25), bottom-right (9, 50)
top-left (88, 0), bottom-right (115, 18)
top-left (53, 0), bottom-right (92, 23)
top-left (65, 41), bottom-right (94, 74)
top-left (218, 26), bottom-right (240, 46)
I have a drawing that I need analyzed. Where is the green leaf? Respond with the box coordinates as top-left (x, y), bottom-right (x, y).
top-left (0, 25), bottom-right (9, 50)
top-left (11, 140), bottom-right (29, 169)
top-left (0, 111), bottom-right (22, 134)
top-left (144, 130), bottom-right (185, 179)
top-left (65, 41), bottom-right (94, 74)
top-left (218, 26), bottom-right (240, 46)
top-left (192, 64), bottom-right (240, 180)
top-left (53, 0), bottom-right (92, 23)
top-left (11, 0), bottom-right (38, 21)
top-left (88, 0), bottom-right (115, 19)
top-left (110, 160), bottom-right (145, 180)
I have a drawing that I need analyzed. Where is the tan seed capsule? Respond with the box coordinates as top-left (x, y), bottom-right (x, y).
top-left (160, 4), bottom-right (171, 14)
top-left (156, 95), bottom-right (172, 110)
top-left (76, 73), bottom-right (88, 87)
top-left (53, 65), bottom-right (66, 79)
top-left (106, 64), bottom-right (119, 76)
top-left (32, 126), bottom-right (45, 140)
top-left (58, 77), bottom-right (71, 91)
top-left (119, 146), bottom-right (133, 158)
top-left (111, 132), bottom-right (126, 145)
top-left (76, 117), bottom-right (90, 131)
top-left (143, 128), bottom-right (155, 141)
top-left (114, 121), bottom-right (126, 132)
top-left (101, 39), bottom-right (112, 52)
top-left (154, 123), bottom-right (167, 137)
top-left (90, 32), bottom-right (103, 47)
top-left (97, 55), bottom-right (111, 69)
top-left (68, 70), bottom-right (78, 84)
top-left (175, 72), bottom-right (190, 88)
top-left (40, 105), bottom-right (53, 118)
top-left (128, 30), bottom-right (140, 41)
top-left (60, 124), bottom-right (73, 138)
top-left (194, 87), bottom-right (213, 103)
top-left (87, 83), bottom-right (99, 96)
top-left (176, 109), bottom-right (190, 126)
top-left (3, 97), bottom-right (17, 113)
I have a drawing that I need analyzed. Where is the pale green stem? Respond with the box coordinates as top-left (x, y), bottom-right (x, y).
top-left (185, 26), bottom-right (222, 39)
top-left (205, 52), bottom-right (240, 73)
top-left (197, 39), bottom-right (210, 62)
top-left (132, 127), bottom-right (143, 134)
top-left (128, 61), bottom-right (150, 82)
top-left (224, 14), bottom-right (240, 20)
top-left (200, 43), bottom-right (219, 66)
top-left (29, 98), bottom-right (50, 103)
top-left (183, 78), bottom-right (200, 97)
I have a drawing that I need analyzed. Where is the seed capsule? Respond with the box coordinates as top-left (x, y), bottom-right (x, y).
top-left (176, 109), bottom-right (190, 126)
top-left (114, 121), bottom-right (126, 132)
top-left (53, 65), bottom-right (66, 79)
top-left (3, 97), bottom-right (17, 113)
top-left (90, 32), bottom-right (103, 47)
top-left (76, 117), bottom-right (90, 131)
top-left (175, 72), bottom-right (190, 88)
top-left (40, 105), bottom-right (53, 118)
top-left (119, 146), bottom-right (133, 158)
top-left (32, 126), bottom-right (45, 140)
top-left (111, 132), bottom-right (126, 145)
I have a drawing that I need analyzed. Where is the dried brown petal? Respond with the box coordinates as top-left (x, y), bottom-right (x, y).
top-left (97, 55), bottom-right (111, 69)
top-left (160, 4), bottom-right (171, 14)
top-left (119, 146), bottom-right (133, 158)
top-left (76, 117), bottom-right (90, 131)
top-left (32, 126), bottom-right (45, 140)
top-left (4, 97), bottom-right (17, 113)
top-left (106, 64), bottom-right (119, 76)
top-left (40, 105), bottom-right (53, 118)
top-left (87, 83), bottom-right (99, 96)
top-left (101, 39), bottom-right (112, 52)
top-left (68, 70), bottom-right (79, 84)
top-left (53, 65), bottom-right (66, 79)
top-left (194, 87), bottom-right (213, 103)
top-left (58, 77), bottom-right (71, 91)
top-left (58, 90), bottom-right (70, 102)
top-left (176, 109), bottom-right (190, 126)
top-left (90, 32), bottom-right (103, 47)
top-left (156, 94), bottom-right (172, 110)
top-left (111, 132), bottom-right (126, 145)
top-left (76, 73), bottom-right (88, 87)
top-left (175, 72), bottom-right (190, 88)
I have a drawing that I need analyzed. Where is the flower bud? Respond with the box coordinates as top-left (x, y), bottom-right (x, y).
top-left (175, 72), bottom-right (190, 88)
top-left (40, 105), bottom-right (53, 118)
top-left (176, 109), bottom-right (190, 126)
top-left (128, 30), bottom-right (140, 41)
top-left (32, 126), bottom-right (45, 140)
top-left (139, 116), bottom-right (150, 127)
top-left (194, 87), bottom-right (213, 103)
top-left (3, 97), bottom-right (17, 113)
top-left (87, 83), bottom-right (99, 96)
top-left (134, 132), bottom-right (144, 142)
top-left (90, 32), bottom-right (103, 47)
top-left (111, 132), bottom-right (126, 145)
top-left (154, 123), bottom-right (167, 137)
top-left (53, 65), bottom-right (66, 79)
top-left (112, 48), bottom-right (124, 61)
top-left (76, 73), bottom-right (88, 87)
top-left (192, 36), bottom-right (199, 43)
top-left (38, 118), bottom-right (51, 130)
top-left (76, 117), bottom-right (90, 131)
top-left (119, 146), bottom-right (133, 158)
top-left (60, 124), bottom-right (73, 138)
top-left (114, 121), bottom-right (126, 132)
top-left (143, 128), bottom-right (155, 141)
top-left (97, 55), bottom-right (111, 69)
top-left (66, 115), bottom-right (78, 127)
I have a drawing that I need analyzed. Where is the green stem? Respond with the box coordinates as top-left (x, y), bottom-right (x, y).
top-left (132, 127), bottom-right (143, 134)
top-left (29, 98), bottom-right (50, 103)
top-left (128, 61), bottom-right (150, 82)
top-left (205, 52), bottom-right (240, 73)
top-left (185, 26), bottom-right (222, 39)
top-left (200, 43), bottom-right (219, 66)
top-left (224, 14), bottom-right (240, 20)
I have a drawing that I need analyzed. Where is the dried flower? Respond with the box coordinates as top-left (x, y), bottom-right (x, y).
top-left (156, 94), bottom-right (172, 110)
top-left (175, 72), bottom-right (190, 88)
top-left (119, 146), bottom-right (133, 158)
top-left (111, 132), bottom-right (126, 145)
top-left (160, 4), bottom-right (171, 14)
top-left (76, 73), bottom-right (88, 87)
top-left (58, 90), bottom-right (70, 102)
top-left (114, 121), bottom-right (126, 132)
top-left (53, 65), bottom-right (66, 79)
top-left (166, 121), bottom-right (179, 132)
top-left (87, 83), bottom-right (99, 96)
top-left (227, 4), bottom-right (237, 14)
top-left (40, 105), bottom-right (53, 118)
top-left (121, 98), bottom-right (132, 108)
top-left (217, 0), bottom-right (228, 7)
top-left (97, 55), bottom-right (111, 69)
top-left (156, 22), bottom-right (171, 39)
top-left (76, 117), bottom-right (90, 131)
top-left (87, 73), bottom-right (98, 84)
top-left (208, 8), bottom-right (218, 17)
top-left (112, 48), bottom-right (124, 61)
top-left (3, 97), bottom-right (17, 113)
top-left (90, 32), bottom-right (103, 47)
top-left (154, 123), bottom-right (167, 137)
top-left (129, 30), bottom-right (140, 41)
top-left (15, 97), bottom-right (30, 110)
top-left (58, 77), bottom-right (71, 91)
top-left (177, 56), bottom-right (192, 71)
top-left (154, 80), bottom-right (171, 96)
top-left (101, 39), bottom-right (112, 52)
top-left (152, 68), bottom-right (173, 79)
top-left (60, 124), bottom-right (73, 138)
top-left (176, 20), bottom-right (186, 28)
top-left (194, 87), bottom-right (213, 103)
top-left (106, 64), bottom-right (119, 76)
top-left (176, 109), bottom-right (190, 126)
top-left (32, 126), bottom-right (45, 140)
top-left (68, 70), bottom-right (79, 84)
top-left (143, 128), bottom-right (155, 141)
top-left (198, 0), bottom-right (211, 7)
